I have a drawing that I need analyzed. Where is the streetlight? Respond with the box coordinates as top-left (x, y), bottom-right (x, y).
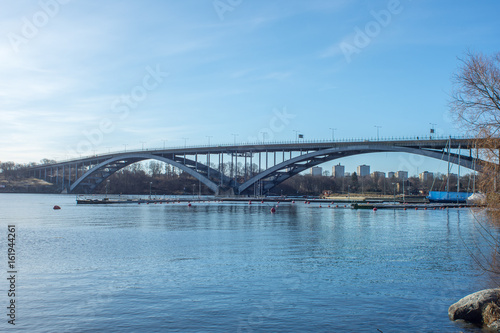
top-left (392, 183), bottom-right (396, 204)
top-left (182, 137), bottom-right (188, 148)
top-left (140, 141), bottom-right (146, 150)
top-left (260, 131), bottom-right (267, 143)
top-left (231, 133), bottom-right (238, 145)
top-left (206, 135), bottom-right (213, 146)
top-left (123, 144), bottom-right (127, 152)
top-left (149, 181), bottom-right (152, 200)
top-left (329, 128), bottom-right (337, 141)
top-left (163, 139), bottom-right (167, 149)
top-left (374, 125), bottom-right (382, 140)
top-left (293, 130), bottom-right (301, 141)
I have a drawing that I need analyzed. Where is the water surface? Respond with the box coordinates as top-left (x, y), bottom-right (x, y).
top-left (0, 194), bottom-right (495, 332)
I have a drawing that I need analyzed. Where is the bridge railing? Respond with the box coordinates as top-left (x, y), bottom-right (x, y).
top-left (32, 134), bottom-right (471, 167)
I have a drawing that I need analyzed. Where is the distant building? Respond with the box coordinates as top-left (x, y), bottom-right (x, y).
top-left (388, 172), bottom-right (396, 178)
top-left (310, 166), bottom-right (323, 177)
top-left (371, 171), bottom-right (386, 178)
top-left (396, 171), bottom-right (408, 180)
top-left (357, 164), bottom-right (370, 177)
top-left (332, 164), bottom-right (345, 178)
top-left (419, 171), bottom-right (433, 182)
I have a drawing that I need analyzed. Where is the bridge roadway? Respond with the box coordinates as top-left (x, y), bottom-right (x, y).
top-left (27, 136), bottom-right (485, 195)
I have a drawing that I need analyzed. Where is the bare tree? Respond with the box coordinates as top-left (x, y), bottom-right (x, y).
top-left (451, 50), bottom-right (500, 137)
top-left (450, 51), bottom-right (500, 285)
top-left (450, 50), bottom-right (500, 208)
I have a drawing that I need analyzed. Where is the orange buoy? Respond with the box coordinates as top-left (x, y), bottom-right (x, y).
top-left (270, 206), bottom-right (276, 213)
top-left (404, 207), bottom-right (407, 211)
top-left (53, 205), bottom-right (61, 210)
top-left (373, 207), bottom-right (377, 211)
top-left (415, 207), bottom-right (418, 210)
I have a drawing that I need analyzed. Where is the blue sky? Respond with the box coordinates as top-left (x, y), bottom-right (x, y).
top-left (1, 0), bottom-right (499, 177)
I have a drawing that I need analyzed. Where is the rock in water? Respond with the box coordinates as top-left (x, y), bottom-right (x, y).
top-left (449, 289), bottom-right (500, 325)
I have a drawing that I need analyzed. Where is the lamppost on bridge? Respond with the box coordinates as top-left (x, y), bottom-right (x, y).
top-left (260, 131), bottom-right (266, 143)
top-left (293, 130), bottom-right (300, 142)
top-left (329, 128), bottom-right (337, 141)
top-left (123, 144), bottom-right (127, 152)
top-left (163, 139), bottom-right (167, 149)
top-left (140, 141), bottom-right (146, 150)
top-left (206, 135), bottom-right (213, 146)
top-left (231, 133), bottom-right (238, 145)
top-left (374, 125), bottom-right (382, 140)
top-left (182, 138), bottom-right (188, 148)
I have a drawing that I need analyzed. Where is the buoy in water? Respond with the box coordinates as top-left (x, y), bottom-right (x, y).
top-left (53, 205), bottom-right (61, 210)
top-left (188, 203), bottom-right (192, 207)
top-left (373, 207), bottom-right (377, 211)
top-left (248, 201), bottom-right (252, 205)
top-left (270, 206), bottom-right (276, 213)
top-left (415, 207), bottom-right (418, 210)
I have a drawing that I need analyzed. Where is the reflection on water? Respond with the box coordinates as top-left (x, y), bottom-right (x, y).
top-left (0, 194), bottom-right (497, 332)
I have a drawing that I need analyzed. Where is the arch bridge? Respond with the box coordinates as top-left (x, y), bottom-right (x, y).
top-left (26, 136), bottom-right (492, 195)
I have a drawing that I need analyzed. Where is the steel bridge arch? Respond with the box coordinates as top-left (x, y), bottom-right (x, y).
top-left (70, 153), bottom-right (219, 194)
top-left (238, 144), bottom-right (483, 194)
